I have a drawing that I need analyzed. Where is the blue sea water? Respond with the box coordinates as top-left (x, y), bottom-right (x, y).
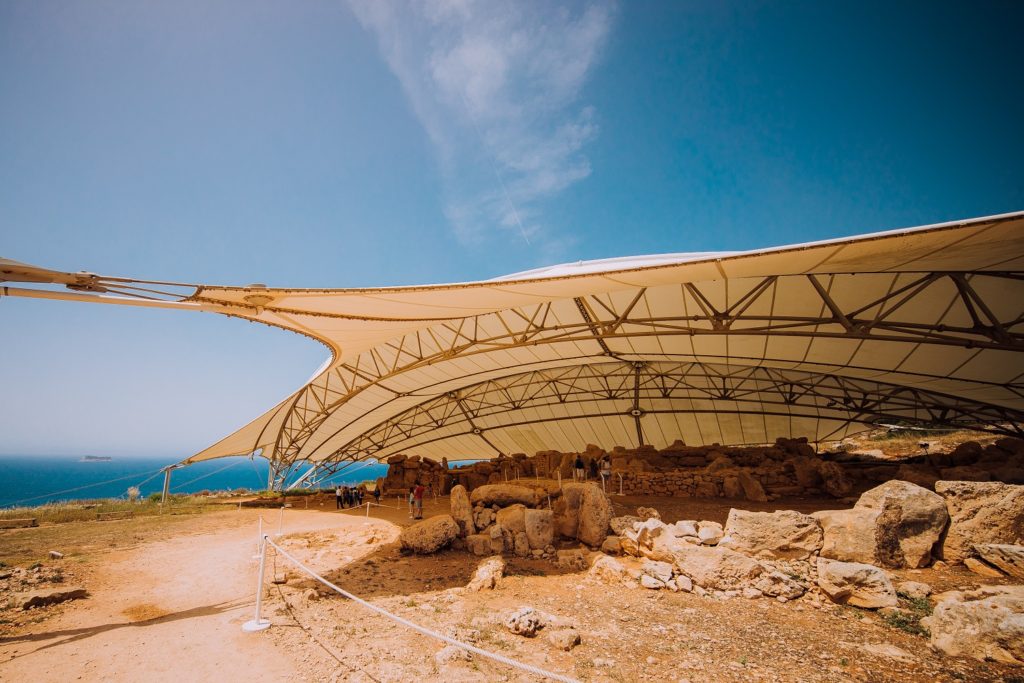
top-left (0, 454), bottom-right (387, 508)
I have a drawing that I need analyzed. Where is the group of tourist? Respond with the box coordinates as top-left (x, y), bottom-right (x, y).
top-left (334, 484), bottom-right (375, 509)
top-left (573, 454), bottom-right (612, 484)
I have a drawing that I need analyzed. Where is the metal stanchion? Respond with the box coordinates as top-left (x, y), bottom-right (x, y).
top-left (242, 534), bottom-right (271, 632)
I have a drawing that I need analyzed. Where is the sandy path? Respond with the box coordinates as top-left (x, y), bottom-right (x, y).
top-left (0, 508), bottom-right (369, 682)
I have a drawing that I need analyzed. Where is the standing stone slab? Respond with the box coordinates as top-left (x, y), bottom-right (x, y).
top-left (449, 485), bottom-right (475, 538)
top-left (524, 508), bottom-right (554, 550)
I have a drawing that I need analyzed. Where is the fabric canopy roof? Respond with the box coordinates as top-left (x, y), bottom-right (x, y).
top-left (3, 212), bottom-right (1023, 486)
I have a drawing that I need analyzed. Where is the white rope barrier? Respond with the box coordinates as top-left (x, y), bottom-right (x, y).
top-left (254, 535), bottom-right (580, 683)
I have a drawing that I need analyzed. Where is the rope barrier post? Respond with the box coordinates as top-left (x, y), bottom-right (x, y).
top-left (242, 534), bottom-right (271, 633)
top-left (617, 472), bottom-right (624, 496)
top-left (557, 470), bottom-right (562, 491)
top-left (254, 517), bottom-right (263, 558)
top-left (277, 505), bottom-right (286, 536)
top-left (365, 501), bottom-right (370, 518)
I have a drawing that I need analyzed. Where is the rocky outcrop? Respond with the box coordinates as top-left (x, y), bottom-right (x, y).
top-left (935, 481), bottom-right (1024, 562)
top-left (815, 480), bottom-right (948, 568)
top-left (973, 544), bottom-right (1024, 579)
top-left (719, 509), bottom-right (823, 560)
top-left (466, 556), bottom-right (505, 591)
top-left (671, 544), bottom-right (764, 591)
top-left (399, 515), bottom-right (459, 554)
top-left (469, 484), bottom-right (540, 508)
top-left (923, 586), bottom-right (1024, 665)
top-left (449, 485), bottom-right (475, 538)
top-left (816, 558), bottom-right (897, 608)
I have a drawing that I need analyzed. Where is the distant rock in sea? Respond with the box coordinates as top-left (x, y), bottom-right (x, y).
top-left (79, 455), bottom-right (112, 462)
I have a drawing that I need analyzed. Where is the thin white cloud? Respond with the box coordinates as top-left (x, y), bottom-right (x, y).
top-left (348, 0), bottom-right (614, 250)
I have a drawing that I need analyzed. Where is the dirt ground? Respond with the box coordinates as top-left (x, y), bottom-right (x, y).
top-left (1, 493), bottom-right (1021, 683)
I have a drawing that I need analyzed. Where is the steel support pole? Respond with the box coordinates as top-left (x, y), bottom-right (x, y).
top-left (160, 467), bottom-right (172, 507)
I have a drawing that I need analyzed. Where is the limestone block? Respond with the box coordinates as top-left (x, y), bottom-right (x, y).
top-left (935, 481), bottom-right (1024, 562)
top-left (719, 509), bottom-right (823, 560)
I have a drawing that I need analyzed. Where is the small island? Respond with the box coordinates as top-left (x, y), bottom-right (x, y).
top-left (79, 455), bottom-right (112, 462)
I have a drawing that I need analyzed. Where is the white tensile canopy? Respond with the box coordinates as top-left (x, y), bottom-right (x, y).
top-left (3, 212), bottom-right (1023, 488)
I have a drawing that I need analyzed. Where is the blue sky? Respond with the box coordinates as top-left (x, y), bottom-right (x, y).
top-left (1, 1), bottom-right (1022, 458)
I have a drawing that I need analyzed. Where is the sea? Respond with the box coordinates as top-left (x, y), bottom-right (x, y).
top-left (0, 454), bottom-right (387, 509)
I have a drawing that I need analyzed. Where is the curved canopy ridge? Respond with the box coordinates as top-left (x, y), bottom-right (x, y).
top-left (179, 212), bottom-right (1024, 487)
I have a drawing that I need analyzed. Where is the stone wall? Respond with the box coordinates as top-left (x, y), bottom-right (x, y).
top-left (378, 435), bottom-right (1024, 501)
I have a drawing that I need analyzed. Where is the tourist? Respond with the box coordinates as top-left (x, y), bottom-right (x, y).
top-left (574, 454), bottom-right (585, 481)
top-left (372, 487), bottom-right (381, 505)
top-left (408, 490), bottom-right (415, 517)
top-left (357, 487), bottom-right (364, 505)
top-left (335, 485), bottom-right (343, 509)
top-left (588, 458), bottom-right (598, 481)
top-left (413, 483), bottom-right (425, 519)
top-left (600, 456), bottom-right (611, 489)
top-left (343, 486), bottom-right (352, 508)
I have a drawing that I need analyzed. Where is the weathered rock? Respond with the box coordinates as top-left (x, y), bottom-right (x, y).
top-left (922, 586), bottom-right (1024, 665)
top-left (671, 520), bottom-right (699, 538)
top-left (449, 485), bottom-right (475, 538)
top-left (897, 580), bottom-right (932, 600)
top-left (552, 484), bottom-right (586, 538)
top-left (819, 461), bottom-right (854, 498)
top-left (697, 521), bottom-right (723, 545)
top-left (674, 575), bottom-right (693, 592)
top-left (600, 536), bottom-right (622, 555)
top-left (671, 544), bottom-right (764, 591)
top-left (788, 457), bottom-right (823, 488)
top-left (469, 484), bottom-right (539, 508)
top-left (556, 549), bottom-right (587, 570)
top-left (505, 607), bottom-right (545, 637)
top-left (816, 558), bottom-right (897, 609)
top-left (588, 554), bottom-right (631, 585)
top-left (495, 504), bottom-right (527, 534)
top-left (722, 476), bottom-right (744, 499)
top-left (895, 464), bottom-right (940, 489)
top-left (719, 509), bottom-right (823, 560)
top-left (815, 480), bottom-right (947, 568)
top-left (706, 455), bottom-right (736, 472)
top-left (489, 524), bottom-right (506, 554)
top-left (636, 506), bottom-right (661, 521)
top-left (16, 586), bottom-right (88, 610)
top-left (524, 508), bottom-right (554, 550)
top-left (578, 484), bottom-right (613, 547)
top-left (609, 516), bottom-right (642, 536)
top-left (466, 556), bottom-right (506, 591)
top-left (547, 627), bottom-right (581, 651)
top-left (387, 454), bottom-right (407, 465)
top-left (399, 515), bottom-right (459, 554)
top-left (974, 544), bottom-right (1024, 579)
top-left (640, 574), bottom-right (665, 589)
top-left (641, 559), bottom-right (674, 583)
top-left (513, 532), bottom-right (530, 558)
top-left (935, 481), bottom-right (1024, 562)
top-left (964, 557), bottom-right (1005, 578)
top-left (737, 470), bottom-right (768, 502)
top-left (753, 571), bottom-right (806, 599)
top-left (466, 534), bottom-right (491, 556)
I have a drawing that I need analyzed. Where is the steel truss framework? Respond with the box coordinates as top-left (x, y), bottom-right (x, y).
top-left (262, 270), bottom-right (1024, 487)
